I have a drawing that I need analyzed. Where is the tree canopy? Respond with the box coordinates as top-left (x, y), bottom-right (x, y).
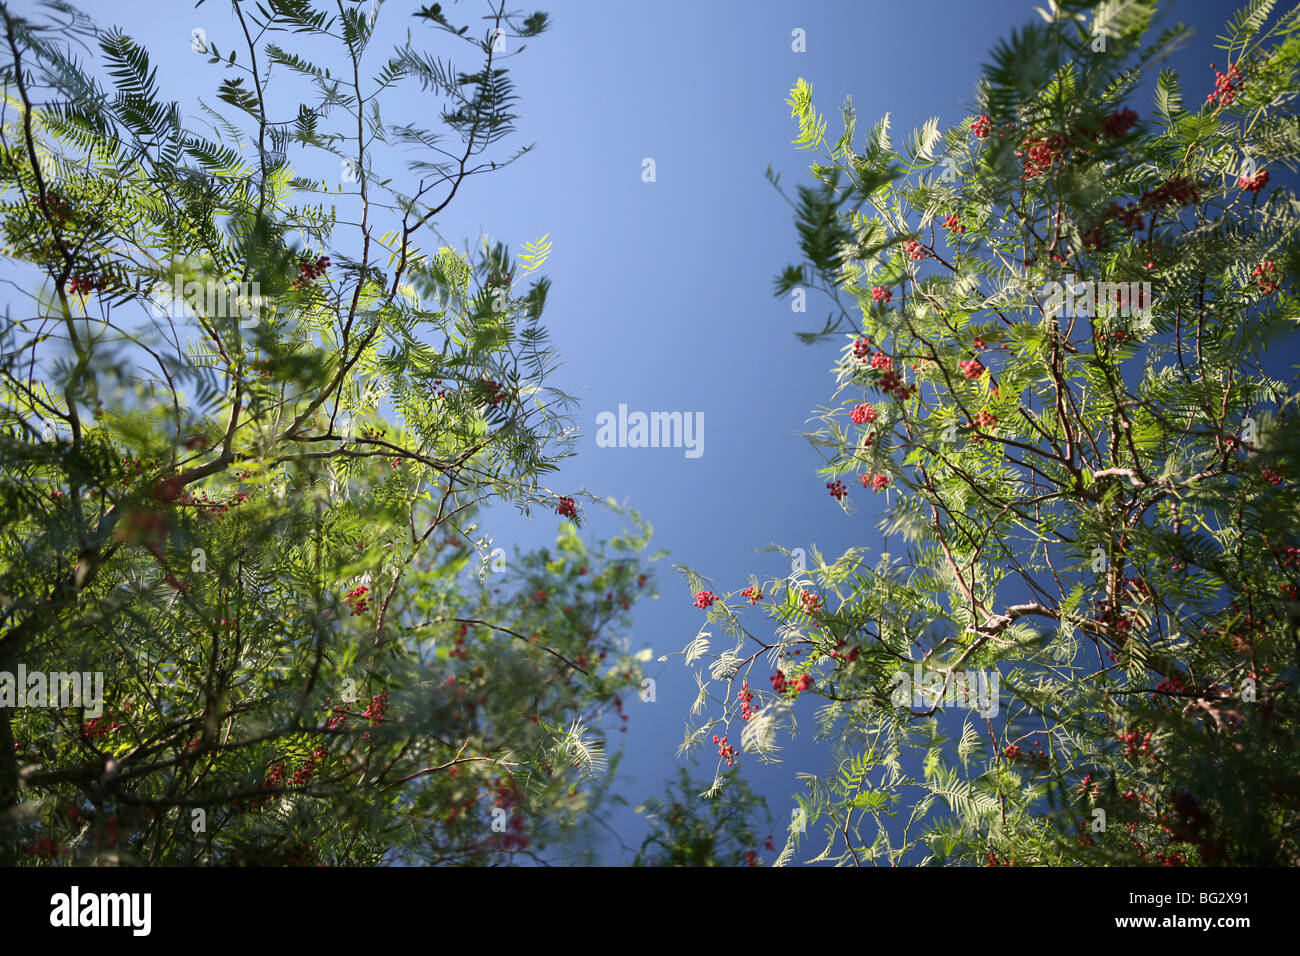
top-left (676, 0), bottom-right (1300, 866)
top-left (0, 0), bottom-right (659, 866)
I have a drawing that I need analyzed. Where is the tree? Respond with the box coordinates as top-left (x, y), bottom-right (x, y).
top-left (0, 0), bottom-right (657, 866)
top-left (676, 0), bottom-right (1300, 865)
top-left (631, 767), bottom-right (771, 867)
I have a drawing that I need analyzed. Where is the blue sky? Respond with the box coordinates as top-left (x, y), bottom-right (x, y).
top-left (24, 0), bottom-right (1242, 862)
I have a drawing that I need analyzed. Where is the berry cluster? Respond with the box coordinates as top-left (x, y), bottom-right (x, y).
top-left (769, 669), bottom-right (813, 694)
top-left (290, 254), bottom-right (330, 290)
top-left (740, 586), bottom-right (763, 604)
top-left (1002, 741), bottom-right (1050, 770)
top-left (1124, 575), bottom-right (1150, 602)
top-left (152, 474), bottom-right (187, 505)
top-left (969, 411), bottom-right (998, 443)
top-left (1139, 176), bottom-right (1201, 211)
top-left (1153, 674), bottom-right (1187, 697)
top-left (693, 590), bottom-right (717, 610)
top-left (1222, 430), bottom-right (1253, 454)
top-left (712, 734), bottom-right (737, 767)
top-left (249, 749), bottom-right (318, 811)
top-left (1104, 322), bottom-right (1135, 345)
top-left (1074, 816), bottom-right (1098, 849)
top-left (257, 763), bottom-right (288, 807)
top-left (556, 496), bottom-right (577, 519)
top-left (1251, 259), bottom-right (1279, 294)
top-left (1095, 604), bottom-right (1136, 647)
top-left (1019, 110), bottom-right (1137, 183)
top-left (1261, 465), bottom-right (1286, 487)
top-left (850, 338), bottom-right (913, 401)
top-left (1238, 169), bottom-right (1269, 193)
top-left (34, 189), bottom-right (74, 222)
top-left (451, 623), bottom-right (469, 660)
top-left (1206, 62), bottom-right (1243, 106)
top-left (958, 358), bottom-right (985, 379)
top-left (1081, 223), bottom-right (1111, 253)
top-left (1017, 132), bottom-right (1067, 179)
top-left (66, 275), bottom-right (108, 294)
top-left (971, 114), bottom-right (991, 139)
top-left (827, 640), bottom-right (859, 662)
top-left (1168, 791), bottom-right (1227, 865)
top-left (903, 238), bottom-right (927, 260)
top-left (877, 369), bottom-right (911, 400)
top-left (1010, 109), bottom-right (1142, 186)
top-left (860, 472), bottom-right (889, 491)
top-left (361, 690), bottom-right (389, 725)
top-left (871, 285), bottom-right (892, 304)
top-left (344, 584), bottom-right (370, 615)
top-left (1098, 108), bottom-right (1139, 139)
top-left (1117, 728), bottom-right (1158, 763)
top-left (737, 682), bottom-right (757, 721)
top-left (826, 479), bottom-right (848, 501)
top-left (480, 379), bottom-right (503, 408)
top-left (1106, 200), bottom-right (1144, 234)
top-left (850, 402), bottom-right (878, 425)
top-left (322, 703), bottom-right (349, 733)
top-left (799, 590), bottom-right (822, 614)
top-left (1275, 543), bottom-right (1300, 568)
top-left (289, 747), bottom-right (330, 786)
top-left (1076, 774), bottom-right (1102, 801)
top-left (942, 214), bottom-right (965, 234)
top-left (82, 717), bottom-right (121, 742)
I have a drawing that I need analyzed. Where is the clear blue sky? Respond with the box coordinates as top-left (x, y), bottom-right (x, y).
top-left (23, 0), bottom-right (1239, 862)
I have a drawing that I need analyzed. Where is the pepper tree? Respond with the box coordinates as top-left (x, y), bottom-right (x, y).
top-left (676, 0), bottom-right (1300, 866)
top-left (0, 0), bottom-right (658, 865)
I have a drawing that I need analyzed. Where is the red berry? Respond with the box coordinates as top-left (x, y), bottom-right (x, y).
top-left (850, 402), bottom-right (878, 425)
